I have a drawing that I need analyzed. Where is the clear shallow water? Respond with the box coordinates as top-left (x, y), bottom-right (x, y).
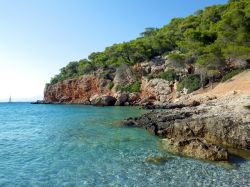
top-left (0, 103), bottom-right (249, 187)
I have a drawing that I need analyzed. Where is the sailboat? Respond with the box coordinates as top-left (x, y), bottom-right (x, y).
top-left (8, 96), bottom-right (12, 103)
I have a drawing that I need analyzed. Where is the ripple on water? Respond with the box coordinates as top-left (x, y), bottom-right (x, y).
top-left (0, 103), bottom-right (249, 186)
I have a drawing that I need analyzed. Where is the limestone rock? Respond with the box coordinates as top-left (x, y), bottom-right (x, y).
top-left (91, 96), bottom-right (117, 106)
top-left (128, 92), bottom-right (141, 105)
top-left (162, 138), bottom-right (228, 161)
top-left (113, 64), bottom-right (136, 89)
top-left (140, 77), bottom-right (173, 105)
top-left (44, 75), bottom-right (111, 104)
top-left (122, 95), bottom-right (250, 160)
top-left (114, 92), bottom-right (128, 106)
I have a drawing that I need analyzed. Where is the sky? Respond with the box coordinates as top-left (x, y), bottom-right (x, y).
top-left (0, 0), bottom-right (228, 102)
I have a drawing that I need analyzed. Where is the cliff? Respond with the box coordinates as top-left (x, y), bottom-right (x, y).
top-left (44, 75), bottom-right (111, 104)
top-left (43, 58), bottom-right (175, 106)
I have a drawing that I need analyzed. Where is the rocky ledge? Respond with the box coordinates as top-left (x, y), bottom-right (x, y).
top-left (122, 95), bottom-right (250, 161)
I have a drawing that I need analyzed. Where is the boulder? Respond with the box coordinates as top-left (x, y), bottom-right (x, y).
top-left (128, 92), bottom-right (141, 104)
top-left (113, 64), bottom-right (136, 89)
top-left (115, 92), bottom-right (128, 106)
top-left (91, 96), bottom-right (117, 106)
top-left (151, 64), bottom-right (165, 74)
top-left (140, 78), bottom-right (172, 104)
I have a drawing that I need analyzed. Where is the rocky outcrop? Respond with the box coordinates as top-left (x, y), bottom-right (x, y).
top-left (91, 96), bottom-right (117, 106)
top-left (122, 95), bottom-right (250, 161)
top-left (140, 77), bottom-right (173, 105)
top-left (114, 92), bottom-right (128, 106)
top-left (44, 75), bottom-right (111, 104)
top-left (31, 100), bottom-right (52, 104)
top-left (113, 64), bottom-right (137, 90)
top-left (43, 61), bottom-right (177, 105)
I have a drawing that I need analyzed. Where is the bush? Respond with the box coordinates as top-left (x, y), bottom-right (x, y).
top-left (100, 70), bottom-right (114, 80)
top-left (221, 69), bottom-right (243, 82)
top-left (167, 53), bottom-right (186, 69)
top-left (177, 75), bottom-right (201, 93)
top-left (117, 81), bottom-right (141, 93)
top-left (108, 82), bottom-right (114, 90)
top-left (159, 69), bottom-right (177, 81)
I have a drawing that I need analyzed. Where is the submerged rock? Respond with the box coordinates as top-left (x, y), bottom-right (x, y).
top-left (145, 155), bottom-right (172, 164)
top-left (162, 138), bottom-right (228, 161)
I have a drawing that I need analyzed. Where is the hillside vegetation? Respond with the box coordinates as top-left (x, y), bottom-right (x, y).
top-left (50, 0), bottom-right (250, 87)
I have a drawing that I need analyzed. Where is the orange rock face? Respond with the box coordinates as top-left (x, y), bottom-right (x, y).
top-left (44, 75), bottom-right (111, 104)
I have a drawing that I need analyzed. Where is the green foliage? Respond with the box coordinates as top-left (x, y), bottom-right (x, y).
top-left (159, 69), bottom-right (177, 81)
top-left (50, 60), bottom-right (96, 84)
top-left (108, 82), bottom-right (114, 90)
top-left (140, 27), bottom-right (159, 37)
top-left (167, 53), bottom-right (186, 70)
top-left (196, 53), bottom-right (224, 75)
top-left (117, 81), bottom-right (141, 93)
top-left (221, 69), bottom-right (243, 82)
top-left (99, 69), bottom-right (114, 80)
top-left (77, 59), bottom-right (96, 75)
top-left (177, 75), bottom-right (201, 93)
top-left (50, 0), bottom-right (250, 84)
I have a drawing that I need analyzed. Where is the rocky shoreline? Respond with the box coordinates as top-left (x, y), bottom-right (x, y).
top-left (35, 67), bottom-right (250, 161)
top-left (122, 95), bottom-right (250, 161)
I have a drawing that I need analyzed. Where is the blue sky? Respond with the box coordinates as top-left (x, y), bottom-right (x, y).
top-left (0, 0), bottom-right (228, 101)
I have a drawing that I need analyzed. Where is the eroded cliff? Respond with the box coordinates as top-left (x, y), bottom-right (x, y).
top-left (43, 58), bottom-right (176, 105)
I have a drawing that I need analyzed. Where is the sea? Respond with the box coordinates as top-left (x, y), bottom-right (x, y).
top-left (0, 103), bottom-right (249, 186)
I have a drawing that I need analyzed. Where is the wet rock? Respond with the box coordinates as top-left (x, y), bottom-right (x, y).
top-left (31, 100), bottom-right (51, 104)
top-left (145, 156), bottom-right (172, 164)
top-left (142, 103), bottom-right (187, 110)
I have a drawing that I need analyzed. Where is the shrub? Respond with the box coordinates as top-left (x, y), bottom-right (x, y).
top-left (221, 69), bottom-right (243, 82)
top-left (177, 75), bottom-right (201, 93)
top-left (117, 81), bottom-right (141, 93)
top-left (108, 82), bottom-right (114, 90)
top-left (167, 53), bottom-right (186, 70)
top-left (159, 69), bottom-right (177, 81)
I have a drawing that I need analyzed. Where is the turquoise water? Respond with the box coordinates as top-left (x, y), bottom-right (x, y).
top-left (0, 103), bottom-right (249, 187)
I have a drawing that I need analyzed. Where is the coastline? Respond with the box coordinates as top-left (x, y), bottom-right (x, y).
top-left (34, 70), bottom-right (250, 162)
